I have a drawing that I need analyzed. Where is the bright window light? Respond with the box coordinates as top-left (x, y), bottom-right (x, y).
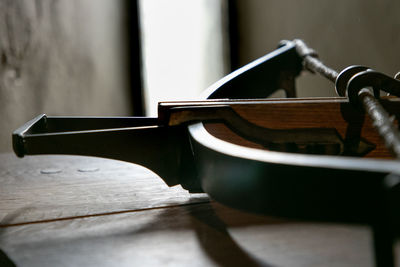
top-left (139, 0), bottom-right (229, 116)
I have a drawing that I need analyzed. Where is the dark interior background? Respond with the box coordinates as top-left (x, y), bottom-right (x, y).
top-left (1, 0), bottom-right (399, 152)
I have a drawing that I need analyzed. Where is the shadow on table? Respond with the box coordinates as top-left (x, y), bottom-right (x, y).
top-left (0, 208), bottom-right (23, 267)
top-left (186, 202), bottom-right (276, 267)
top-left (0, 249), bottom-right (16, 267)
top-left (0, 202), bottom-right (280, 266)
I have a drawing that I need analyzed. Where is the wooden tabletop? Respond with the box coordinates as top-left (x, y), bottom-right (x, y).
top-left (0, 153), bottom-right (396, 266)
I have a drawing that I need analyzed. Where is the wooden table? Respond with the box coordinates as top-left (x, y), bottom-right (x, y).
top-left (0, 153), bottom-right (396, 266)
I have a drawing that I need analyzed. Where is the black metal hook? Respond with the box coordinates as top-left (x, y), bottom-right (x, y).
top-left (335, 65), bottom-right (369, 96)
top-left (346, 70), bottom-right (400, 107)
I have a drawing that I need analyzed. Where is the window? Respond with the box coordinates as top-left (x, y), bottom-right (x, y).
top-left (139, 0), bottom-right (229, 116)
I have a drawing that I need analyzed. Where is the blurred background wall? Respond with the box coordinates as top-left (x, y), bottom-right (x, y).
top-left (233, 0), bottom-right (400, 98)
top-left (1, 0), bottom-right (399, 152)
top-left (0, 0), bottom-right (132, 152)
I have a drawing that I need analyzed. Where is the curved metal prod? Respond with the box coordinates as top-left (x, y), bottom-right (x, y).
top-left (187, 66), bottom-right (400, 223)
top-left (189, 40), bottom-right (400, 267)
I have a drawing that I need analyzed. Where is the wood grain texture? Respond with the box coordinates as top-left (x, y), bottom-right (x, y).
top-left (0, 198), bottom-right (377, 267)
top-left (1, 153), bottom-right (399, 266)
top-left (203, 98), bottom-right (400, 158)
top-left (0, 154), bottom-right (209, 226)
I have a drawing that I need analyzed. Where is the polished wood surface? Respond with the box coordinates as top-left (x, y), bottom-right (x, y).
top-left (201, 97), bottom-right (400, 158)
top-left (1, 153), bottom-right (398, 266)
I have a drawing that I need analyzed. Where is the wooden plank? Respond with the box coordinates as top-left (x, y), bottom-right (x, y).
top-left (0, 201), bottom-right (383, 267)
top-left (0, 153), bottom-right (208, 226)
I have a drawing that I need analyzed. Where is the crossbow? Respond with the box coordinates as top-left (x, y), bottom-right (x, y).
top-left (12, 40), bottom-right (400, 266)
